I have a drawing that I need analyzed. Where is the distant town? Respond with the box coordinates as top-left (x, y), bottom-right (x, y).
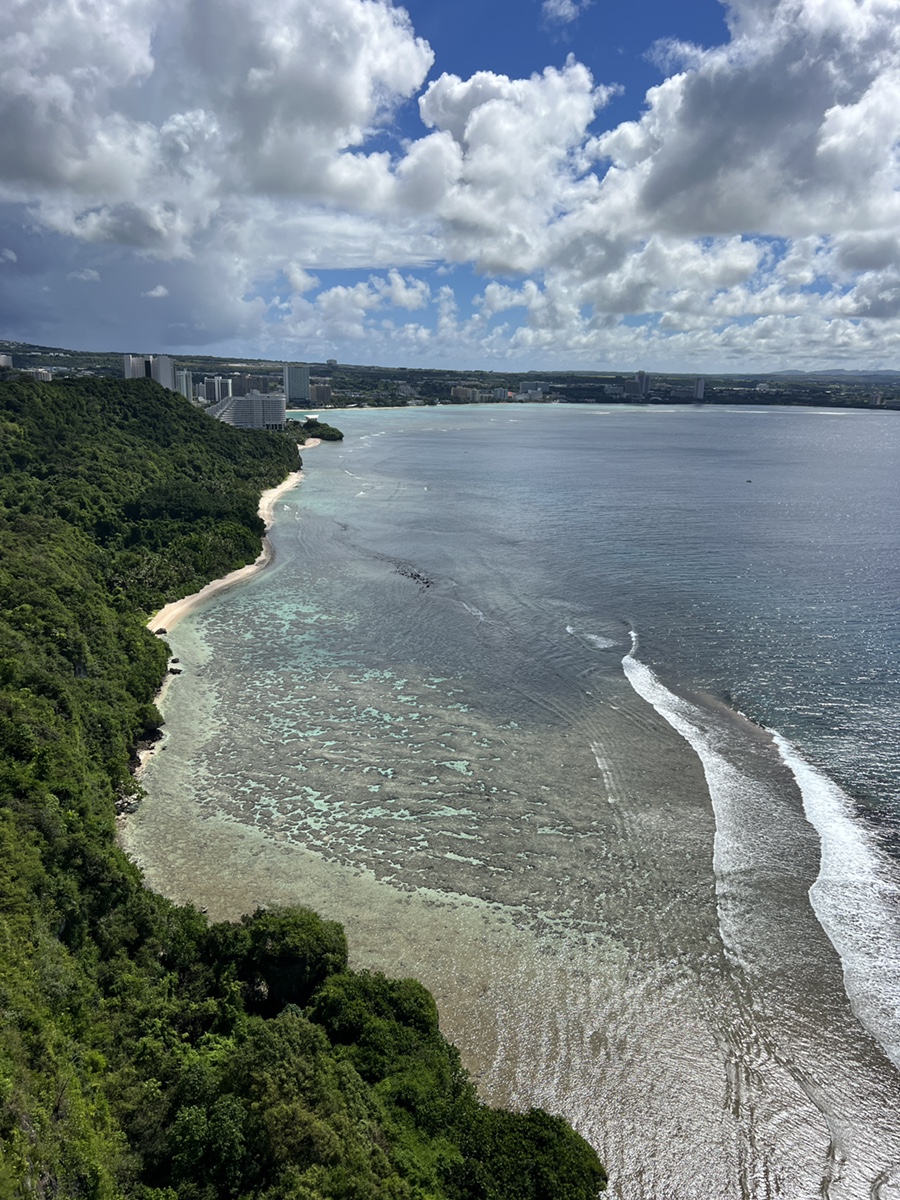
top-left (2, 341), bottom-right (900, 424)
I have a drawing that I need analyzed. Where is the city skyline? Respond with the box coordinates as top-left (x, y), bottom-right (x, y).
top-left (2, 0), bottom-right (899, 372)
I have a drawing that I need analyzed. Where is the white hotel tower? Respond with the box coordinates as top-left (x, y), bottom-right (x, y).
top-left (123, 353), bottom-right (176, 392)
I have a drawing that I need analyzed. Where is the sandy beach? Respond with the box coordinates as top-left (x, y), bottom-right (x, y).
top-left (132, 441), bottom-right (318, 773)
top-left (147, 439), bottom-right (319, 636)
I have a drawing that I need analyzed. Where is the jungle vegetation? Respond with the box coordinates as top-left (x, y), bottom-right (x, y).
top-left (0, 377), bottom-right (606, 1199)
top-left (295, 417), bottom-right (344, 442)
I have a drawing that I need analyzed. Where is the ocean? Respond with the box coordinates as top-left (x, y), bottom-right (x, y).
top-left (125, 402), bottom-right (900, 1198)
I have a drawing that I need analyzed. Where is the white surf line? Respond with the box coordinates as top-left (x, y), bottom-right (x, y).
top-left (589, 744), bottom-right (619, 804)
top-left (621, 633), bottom-right (760, 895)
top-left (773, 733), bottom-right (900, 1070)
top-left (622, 632), bottom-right (900, 1072)
top-left (565, 624), bottom-right (619, 651)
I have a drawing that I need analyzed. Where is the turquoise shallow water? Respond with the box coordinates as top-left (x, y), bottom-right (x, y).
top-left (129, 404), bottom-right (900, 1199)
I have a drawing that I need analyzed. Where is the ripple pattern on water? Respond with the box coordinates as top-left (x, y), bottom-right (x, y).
top-left (128, 404), bottom-right (900, 1199)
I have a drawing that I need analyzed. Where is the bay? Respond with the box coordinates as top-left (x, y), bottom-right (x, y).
top-left (125, 403), bottom-right (900, 1198)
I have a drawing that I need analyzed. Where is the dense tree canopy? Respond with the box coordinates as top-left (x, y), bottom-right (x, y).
top-left (0, 378), bottom-right (605, 1198)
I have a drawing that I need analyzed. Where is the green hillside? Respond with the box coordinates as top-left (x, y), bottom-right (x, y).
top-left (0, 378), bottom-right (606, 1199)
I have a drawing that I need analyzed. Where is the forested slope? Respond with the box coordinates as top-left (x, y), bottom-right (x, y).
top-left (0, 378), bottom-right (606, 1199)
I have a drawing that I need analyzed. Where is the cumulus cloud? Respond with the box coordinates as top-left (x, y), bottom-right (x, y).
top-left (592, 0), bottom-right (900, 240)
top-left (542, 0), bottom-right (586, 24)
top-left (0, 0), bottom-right (434, 256)
top-left (479, 0), bottom-right (900, 366)
top-left (412, 58), bottom-right (615, 272)
top-left (378, 268), bottom-right (430, 310)
top-left (284, 264), bottom-right (319, 294)
top-left (2, 0), bottom-right (900, 367)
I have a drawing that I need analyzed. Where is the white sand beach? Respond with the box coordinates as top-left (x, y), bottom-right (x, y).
top-left (147, 439), bottom-right (319, 635)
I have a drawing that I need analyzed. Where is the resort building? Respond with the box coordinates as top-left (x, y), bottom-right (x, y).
top-left (175, 369), bottom-right (193, 400)
top-left (207, 390), bottom-right (286, 431)
top-left (199, 375), bottom-right (232, 404)
top-left (123, 353), bottom-right (175, 391)
top-left (231, 373), bottom-right (272, 396)
top-left (308, 383), bottom-right (332, 405)
top-left (284, 363), bottom-right (310, 404)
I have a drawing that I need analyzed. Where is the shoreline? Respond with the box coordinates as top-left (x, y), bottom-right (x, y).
top-left (133, 440), bottom-right (318, 775)
top-left (147, 439), bottom-right (318, 636)
top-left (121, 406), bottom-right (900, 1196)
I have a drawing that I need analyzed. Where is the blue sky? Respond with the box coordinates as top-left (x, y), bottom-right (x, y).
top-left (402, 0), bottom-right (730, 113)
top-left (2, 0), bottom-right (899, 371)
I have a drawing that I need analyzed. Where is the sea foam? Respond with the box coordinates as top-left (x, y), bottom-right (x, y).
top-left (566, 625), bottom-right (618, 650)
top-left (621, 634), bottom-right (766, 890)
top-left (623, 633), bottom-right (900, 1071)
top-left (773, 732), bottom-right (900, 1070)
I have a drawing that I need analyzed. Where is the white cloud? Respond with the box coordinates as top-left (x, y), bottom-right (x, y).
top-left (378, 268), bottom-right (430, 310)
top-left (591, 0), bottom-right (900, 241)
top-left (415, 59), bottom-right (614, 272)
top-left (2, 0), bottom-right (900, 368)
top-left (542, 0), bottom-right (585, 24)
top-left (0, 0), bottom-right (434, 257)
top-left (284, 264), bottom-right (319, 294)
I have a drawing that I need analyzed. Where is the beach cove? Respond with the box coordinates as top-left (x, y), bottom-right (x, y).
top-left (124, 404), bottom-right (900, 1199)
top-left (133, 439), bottom-right (321, 768)
top-left (148, 438), bottom-right (320, 636)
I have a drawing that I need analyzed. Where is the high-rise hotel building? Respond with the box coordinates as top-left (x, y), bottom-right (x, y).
top-left (123, 353), bottom-right (176, 391)
top-left (175, 369), bottom-right (193, 400)
top-left (283, 363), bottom-right (310, 404)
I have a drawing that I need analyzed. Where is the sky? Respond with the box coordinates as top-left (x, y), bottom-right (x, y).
top-left (2, 0), bottom-right (900, 372)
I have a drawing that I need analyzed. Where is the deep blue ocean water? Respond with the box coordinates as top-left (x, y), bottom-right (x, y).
top-left (134, 403), bottom-right (900, 1199)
